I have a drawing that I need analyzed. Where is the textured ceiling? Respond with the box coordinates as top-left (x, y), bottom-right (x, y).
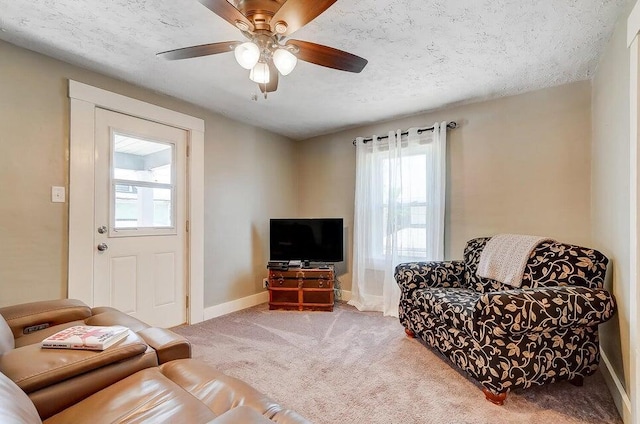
top-left (0, 0), bottom-right (629, 140)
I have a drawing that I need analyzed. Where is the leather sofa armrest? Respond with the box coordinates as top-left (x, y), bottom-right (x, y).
top-left (0, 331), bottom-right (148, 393)
top-left (395, 261), bottom-right (465, 293)
top-left (137, 327), bottom-right (191, 363)
top-left (475, 286), bottom-right (617, 337)
top-left (0, 299), bottom-right (92, 340)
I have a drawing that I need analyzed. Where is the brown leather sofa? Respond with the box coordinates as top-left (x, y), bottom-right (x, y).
top-left (0, 299), bottom-right (191, 418)
top-left (0, 299), bottom-right (309, 423)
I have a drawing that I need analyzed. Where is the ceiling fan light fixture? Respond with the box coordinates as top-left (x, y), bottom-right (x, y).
top-left (234, 42), bottom-right (260, 70)
top-left (249, 61), bottom-right (270, 84)
top-left (273, 48), bottom-right (297, 76)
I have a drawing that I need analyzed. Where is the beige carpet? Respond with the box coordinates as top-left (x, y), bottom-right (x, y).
top-left (173, 302), bottom-right (621, 424)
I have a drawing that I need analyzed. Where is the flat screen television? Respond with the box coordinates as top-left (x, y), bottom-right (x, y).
top-left (270, 218), bottom-right (344, 263)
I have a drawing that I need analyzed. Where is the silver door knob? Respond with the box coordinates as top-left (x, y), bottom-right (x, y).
top-left (97, 226), bottom-right (108, 234)
top-left (97, 243), bottom-right (108, 252)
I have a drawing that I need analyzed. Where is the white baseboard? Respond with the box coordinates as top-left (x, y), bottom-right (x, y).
top-left (340, 290), bottom-right (352, 302)
top-left (600, 348), bottom-right (632, 421)
top-left (203, 291), bottom-right (269, 321)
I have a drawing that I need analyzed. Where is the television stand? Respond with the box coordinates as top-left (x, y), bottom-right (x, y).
top-left (268, 266), bottom-right (335, 312)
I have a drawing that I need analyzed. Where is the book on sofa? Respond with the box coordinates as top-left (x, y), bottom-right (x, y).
top-left (41, 325), bottom-right (129, 351)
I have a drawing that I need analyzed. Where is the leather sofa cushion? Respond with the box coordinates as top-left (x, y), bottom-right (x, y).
top-left (413, 287), bottom-right (480, 335)
top-left (15, 357), bottom-right (309, 424)
top-left (0, 331), bottom-right (148, 393)
top-left (44, 367), bottom-right (218, 424)
top-left (161, 359), bottom-right (308, 423)
top-left (30, 346), bottom-right (158, 420)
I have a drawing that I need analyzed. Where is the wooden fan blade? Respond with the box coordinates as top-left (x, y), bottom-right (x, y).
top-left (157, 41), bottom-right (240, 60)
top-left (286, 40), bottom-right (367, 73)
top-left (271, 0), bottom-right (337, 36)
top-left (260, 62), bottom-right (279, 93)
top-left (197, 0), bottom-right (254, 32)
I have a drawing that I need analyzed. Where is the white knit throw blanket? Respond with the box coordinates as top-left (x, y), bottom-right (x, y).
top-left (477, 234), bottom-right (553, 288)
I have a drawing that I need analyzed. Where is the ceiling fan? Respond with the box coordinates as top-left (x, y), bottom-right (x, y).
top-left (157, 0), bottom-right (368, 96)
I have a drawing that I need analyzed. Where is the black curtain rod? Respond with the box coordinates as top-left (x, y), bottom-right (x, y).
top-left (352, 121), bottom-right (458, 146)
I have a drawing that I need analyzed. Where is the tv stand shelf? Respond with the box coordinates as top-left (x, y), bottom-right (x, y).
top-left (268, 267), bottom-right (334, 312)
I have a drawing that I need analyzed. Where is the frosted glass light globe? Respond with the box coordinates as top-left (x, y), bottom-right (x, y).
top-left (249, 61), bottom-right (270, 84)
top-left (273, 48), bottom-right (297, 76)
top-left (234, 42), bottom-right (260, 70)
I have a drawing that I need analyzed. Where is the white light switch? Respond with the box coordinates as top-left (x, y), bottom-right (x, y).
top-left (51, 186), bottom-right (66, 203)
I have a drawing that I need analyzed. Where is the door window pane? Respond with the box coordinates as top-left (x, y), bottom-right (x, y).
top-left (114, 185), bottom-right (173, 228)
top-left (112, 133), bottom-right (175, 231)
top-left (113, 135), bottom-right (173, 184)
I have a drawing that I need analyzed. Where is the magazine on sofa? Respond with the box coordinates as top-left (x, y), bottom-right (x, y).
top-left (41, 325), bottom-right (129, 351)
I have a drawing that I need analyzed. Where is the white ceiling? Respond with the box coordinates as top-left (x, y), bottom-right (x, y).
top-left (0, 0), bottom-right (629, 140)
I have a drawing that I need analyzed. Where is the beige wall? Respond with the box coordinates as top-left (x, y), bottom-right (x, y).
top-left (0, 39), bottom-right (297, 309)
top-left (591, 2), bottom-right (634, 418)
top-left (298, 81), bottom-right (593, 292)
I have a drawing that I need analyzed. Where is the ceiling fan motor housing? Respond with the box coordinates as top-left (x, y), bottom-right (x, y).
top-left (233, 0), bottom-right (286, 32)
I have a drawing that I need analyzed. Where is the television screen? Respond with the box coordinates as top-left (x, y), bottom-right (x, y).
top-left (270, 218), bottom-right (344, 262)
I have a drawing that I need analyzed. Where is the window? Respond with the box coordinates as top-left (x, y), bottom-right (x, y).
top-left (111, 133), bottom-right (176, 234)
top-left (371, 142), bottom-right (435, 260)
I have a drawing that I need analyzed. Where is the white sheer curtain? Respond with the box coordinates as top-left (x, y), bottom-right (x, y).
top-left (348, 122), bottom-right (448, 317)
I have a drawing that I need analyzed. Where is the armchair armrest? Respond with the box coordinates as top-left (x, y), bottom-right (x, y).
top-left (0, 299), bottom-right (92, 340)
top-left (395, 261), bottom-right (465, 293)
top-left (0, 331), bottom-right (148, 393)
top-left (475, 286), bottom-right (616, 337)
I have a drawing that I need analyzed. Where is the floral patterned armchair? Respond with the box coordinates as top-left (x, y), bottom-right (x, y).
top-left (395, 237), bottom-right (616, 405)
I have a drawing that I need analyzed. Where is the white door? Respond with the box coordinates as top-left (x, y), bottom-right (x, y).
top-left (93, 108), bottom-right (188, 328)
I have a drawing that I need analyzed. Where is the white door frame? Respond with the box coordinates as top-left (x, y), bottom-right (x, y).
top-left (68, 80), bottom-right (204, 325)
top-left (627, 5), bottom-right (640, 424)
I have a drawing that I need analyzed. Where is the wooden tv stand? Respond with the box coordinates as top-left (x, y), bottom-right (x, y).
top-left (268, 267), bottom-right (334, 311)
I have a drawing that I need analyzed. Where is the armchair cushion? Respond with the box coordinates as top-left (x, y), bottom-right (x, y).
top-left (412, 288), bottom-right (480, 333)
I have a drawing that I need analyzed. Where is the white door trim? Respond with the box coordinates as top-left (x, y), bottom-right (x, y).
top-left (628, 4), bottom-right (640, 423)
top-left (68, 80), bottom-right (204, 325)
